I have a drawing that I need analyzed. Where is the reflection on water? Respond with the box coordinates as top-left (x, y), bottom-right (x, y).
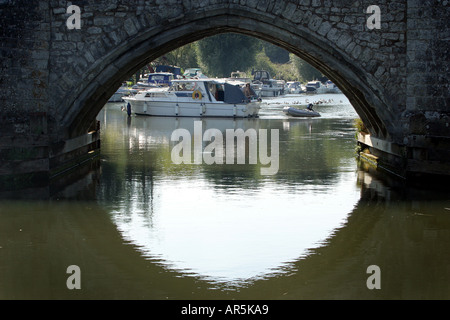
top-left (110, 168), bottom-right (360, 288)
top-left (98, 96), bottom-right (361, 288)
top-left (1, 94), bottom-right (450, 299)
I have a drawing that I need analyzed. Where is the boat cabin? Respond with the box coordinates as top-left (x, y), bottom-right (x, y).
top-left (169, 79), bottom-right (256, 104)
top-left (124, 78), bottom-right (261, 117)
top-left (183, 68), bottom-right (207, 79)
top-left (306, 81), bottom-right (322, 88)
top-left (286, 81), bottom-right (301, 89)
top-left (146, 72), bottom-right (174, 86)
top-left (154, 65), bottom-right (181, 77)
top-left (253, 70), bottom-right (272, 82)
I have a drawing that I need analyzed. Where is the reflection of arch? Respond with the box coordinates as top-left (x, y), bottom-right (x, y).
top-left (246, 172), bottom-right (450, 299)
top-left (4, 163), bottom-right (447, 298)
top-left (62, 12), bottom-right (390, 140)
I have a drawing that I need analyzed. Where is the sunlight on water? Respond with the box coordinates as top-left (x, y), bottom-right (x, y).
top-left (2, 93), bottom-right (450, 299)
top-left (102, 93), bottom-right (361, 288)
top-left (111, 170), bottom-right (360, 287)
top-left (259, 93), bottom-right (356, 119)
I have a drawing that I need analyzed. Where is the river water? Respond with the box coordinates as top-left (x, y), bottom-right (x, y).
top-left (1, 93), bottom-right (449, 300)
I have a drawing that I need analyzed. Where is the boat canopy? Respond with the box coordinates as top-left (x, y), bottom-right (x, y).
top-left (147, 72), bottom-right (173, 85)
top-left (253, 70), bottom-right (271, 81)
top-left (170, 79), bottom-right (248, 103)
top-left (183, 68), bottom-right (207, 78)
top-left (223, 83), bottom-right (246, 104)
top-left (154, 65), bottom-right (181, 77)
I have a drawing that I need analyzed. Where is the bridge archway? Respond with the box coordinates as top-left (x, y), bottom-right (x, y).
top-left (2, 1), bottom-right (448, 187)
top-left (59, 9), bottom-right (392, 140)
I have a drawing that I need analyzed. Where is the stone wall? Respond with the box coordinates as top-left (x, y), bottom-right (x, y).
top-left (43, 0), bottom-right (410, 141)
top-left (0, 0), bottom-right (449, 186)
top-left (404, 0), bottom-right (449, 137)
top-left (0, 0), bottom-right (50, 136)
top-left (1, 0), bottom-right (412, 139)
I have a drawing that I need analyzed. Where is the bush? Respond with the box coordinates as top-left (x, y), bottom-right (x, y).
top-left (354, 118), bottom-right (368, 134)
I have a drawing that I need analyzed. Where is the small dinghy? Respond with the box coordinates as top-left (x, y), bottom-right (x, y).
top-left (283, 106), bottom-right (321, 117)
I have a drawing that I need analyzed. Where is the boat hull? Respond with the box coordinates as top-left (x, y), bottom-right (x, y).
top-left (108, 92), bottom-right (125, 102)
top-left (283, 106), bottom-right (321, 117)
top-left (123, 99), bottom-right (260, 118)
top-left (260, 88), bottom-right (283, 97)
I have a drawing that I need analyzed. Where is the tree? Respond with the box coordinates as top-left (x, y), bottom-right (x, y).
top-left (250, 51), bottom-right (278, 79)
top-left (292, 55), bottom-right (323, 82)
top-left (196, 33), bottom-right (259, 78)
top-left (153, 33), bottom-right (322, 83)
top-left (263, 42), bottom-right (290, 64)
top-left (162, 42), bottom-right (198, 70)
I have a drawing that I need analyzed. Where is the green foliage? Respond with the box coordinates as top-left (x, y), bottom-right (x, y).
top-left (263, 42), bottom-right (290, 64)
top-left (152, 33), bottom-right (323, 83)
top-left (353, 118), bottom-right (368, 133)
top-left (249, 51), bottom-right (278, 78)
top-left (195, 33), bottom-right (259, 78)
top-left (291, 55), bottom-right (323, 82)
top-left (162, 43), bottom-right (198, 70)
top-left (247, 53), bottom-right (300, 81)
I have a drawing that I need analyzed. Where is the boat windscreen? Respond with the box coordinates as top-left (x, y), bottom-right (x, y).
top-left (224, 83), bottom-right (246, 104)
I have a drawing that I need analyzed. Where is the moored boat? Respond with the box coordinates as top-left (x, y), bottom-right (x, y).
top-left (225, 71), bottom-right (262, 98)
top-left (285, 81), bottom-right (305, 94)
top-left (183, 68), bottom-right (208, 79)
top-left (132, 72), bottom-right (175, 91)
top-left (305, 80), bottom-right (327, 94)
top-left (108, 82), bottom-right (136, 102)
top-left (123, 78), bottom-right (261, 118)
top-left (325, 80), bottom-right (342, 93)
top-left (252, 70), bottom-right (285, 97)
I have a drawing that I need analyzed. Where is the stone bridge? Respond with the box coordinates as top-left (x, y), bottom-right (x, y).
top-left (0, 0), bottom-right (449, 189)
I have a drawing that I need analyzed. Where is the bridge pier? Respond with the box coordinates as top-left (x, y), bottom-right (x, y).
top-left (0, 116), bottom-right (100, 191)
top-left (0, 0), bottom-right (448, 190)
top-left (358, 133), bottom-right (450, 181)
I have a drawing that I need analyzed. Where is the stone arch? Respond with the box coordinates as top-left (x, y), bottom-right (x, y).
top-left (56, 6), bottom-right (394, 140)
top-left (3, 0), bottom-right (449, 185)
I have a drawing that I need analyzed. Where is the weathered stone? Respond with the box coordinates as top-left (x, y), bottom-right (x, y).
top-left (317, 21), bottom-right (332, 36)
top-left (308, 15), bottom-right (323, 32)
top-left (0, 0), bottom-right (448, 185)
top-left (336, 32), bottom-right (352, 50)
top-left (94, 16), bottom-right (115, 26)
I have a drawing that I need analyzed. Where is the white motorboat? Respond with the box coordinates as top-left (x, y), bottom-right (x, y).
top-left (183, 68), bottom-right (208, 79)
top-left (225, 71), bottom-right (262, 98)
top-left (285, 81), bottom-right (305, 94)
top-left (325, 80), bottom-right (342, 93)
top-left (108, 83), bottom-right (136, 102)
top-left (123, 78), bottom-right (261, 118)
top-left (283, 106), bottom-right (321, 117)
top-left (305, 81), bottom-right (327, 94)
top-left (252, 70), bottom-right (285, 97)
top-left (132, 72), bottom-right (175, 91)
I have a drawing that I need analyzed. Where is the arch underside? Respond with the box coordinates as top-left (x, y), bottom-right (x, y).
top-left (63, 11), bottom-right (391, 140)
